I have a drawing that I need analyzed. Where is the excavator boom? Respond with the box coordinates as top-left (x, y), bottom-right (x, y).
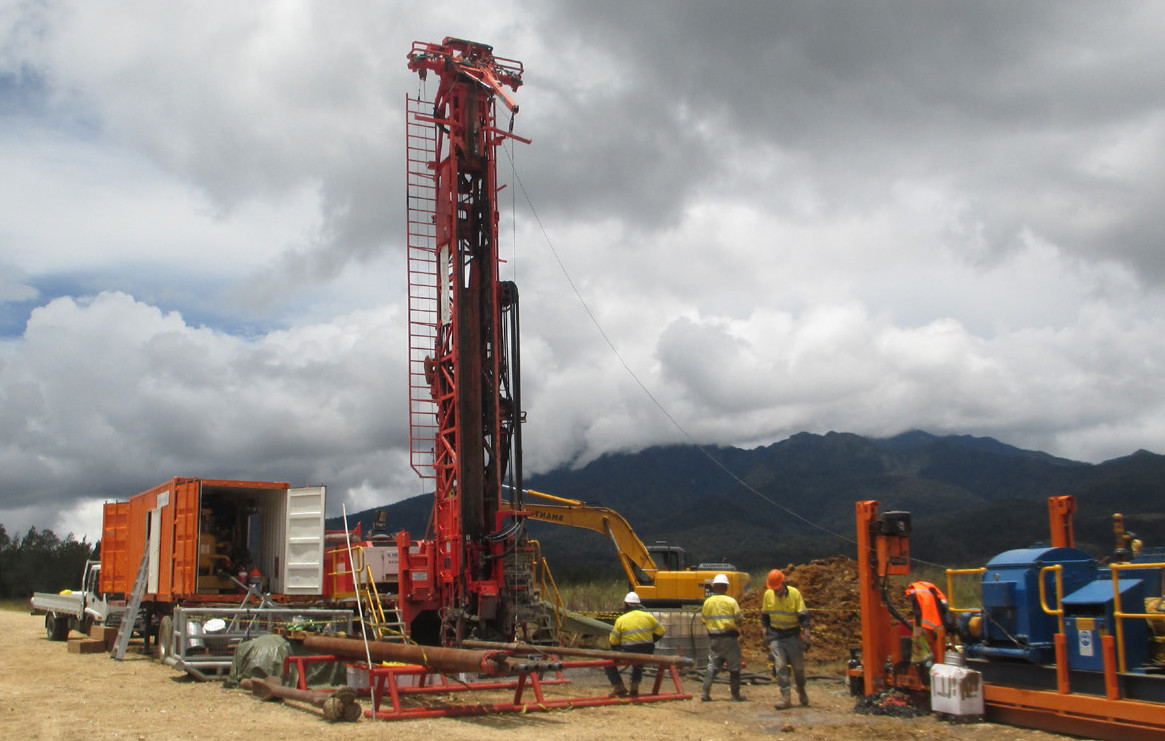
top-left (519, 489), bottom-right (749, 606)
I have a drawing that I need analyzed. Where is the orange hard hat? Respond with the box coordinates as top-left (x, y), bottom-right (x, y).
top-left (767, 569), bottom-right (786, 590)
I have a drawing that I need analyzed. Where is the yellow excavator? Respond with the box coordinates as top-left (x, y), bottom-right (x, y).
top-left (516, 488), bottom-right (749, 606)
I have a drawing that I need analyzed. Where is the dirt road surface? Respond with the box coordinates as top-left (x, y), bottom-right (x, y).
top-left (2, 609), bottom-right (1079, 741)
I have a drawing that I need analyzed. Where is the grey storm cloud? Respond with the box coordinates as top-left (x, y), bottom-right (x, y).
top-left (531, 2), bottom-right (1165, 279)
top-left (3, 2), bottom-right (1165, 541)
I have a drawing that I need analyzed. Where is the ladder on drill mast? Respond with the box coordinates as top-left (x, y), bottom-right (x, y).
top-left (405, 94), bottom-right (440, 481)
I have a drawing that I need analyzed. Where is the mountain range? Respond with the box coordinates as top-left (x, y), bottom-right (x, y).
top-left (328, 430), bottom-right (1165, 582)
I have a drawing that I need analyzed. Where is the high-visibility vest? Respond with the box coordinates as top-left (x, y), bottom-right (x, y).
top-left (609, 609), bottom-right (665, 649)
top-left (762, 586), bottom-right (806, 631)
top-left (701, 594), bottom-right (742, 636)
top-left (905, 581), bottom-right (947, 632)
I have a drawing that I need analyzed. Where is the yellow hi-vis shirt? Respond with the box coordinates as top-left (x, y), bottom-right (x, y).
top-left (701, 594), bottom-right (743, 636)
top-left (609, 609), bottom-right (664, 649)
top-left (762, 586), bottom-right (807, 632)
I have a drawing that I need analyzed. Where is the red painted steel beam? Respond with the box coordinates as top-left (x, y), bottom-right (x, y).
top-left (366, 658), bottom-right (690, 721)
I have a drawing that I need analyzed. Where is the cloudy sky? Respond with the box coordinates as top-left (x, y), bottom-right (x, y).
top-left (3, 2), bottom-right (1165, 543)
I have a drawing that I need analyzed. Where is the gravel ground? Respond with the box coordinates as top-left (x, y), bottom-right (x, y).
top-left (2, 608), bottom-right (1080, 740)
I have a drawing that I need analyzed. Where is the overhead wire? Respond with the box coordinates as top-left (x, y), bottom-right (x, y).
top-left (499, 147), bottom-right (878, 555)
top-left (496, 110), bottom-right (956, 572)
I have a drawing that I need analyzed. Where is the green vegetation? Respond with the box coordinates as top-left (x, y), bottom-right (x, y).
top-left (0, 523), bottom-right (97, 600)
top-left (747, 570), bottom-right (769, 595)
top-left (909, 566), bottom-right (982, 614)
top-left (555, 578), bottom-right (628, 613)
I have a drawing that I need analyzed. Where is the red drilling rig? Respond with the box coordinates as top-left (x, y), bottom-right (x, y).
top-left (397, 38), bottom-right (545, 646)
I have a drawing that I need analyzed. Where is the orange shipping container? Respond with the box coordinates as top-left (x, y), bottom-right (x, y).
top-left (99, 478), bottom-right (327, 603)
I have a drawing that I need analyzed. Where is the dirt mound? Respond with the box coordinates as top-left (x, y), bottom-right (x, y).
top-left (739, 555), bottom-right (862, 670)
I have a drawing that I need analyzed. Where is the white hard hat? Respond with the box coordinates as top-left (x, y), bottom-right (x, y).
top-left (623, 591), bottom-right (641, 605)
top-left (712, 573), bottom-right (730, 586)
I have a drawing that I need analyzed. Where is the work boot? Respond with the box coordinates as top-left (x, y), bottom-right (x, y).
top-left (609, 677), bottom-right (628, 698)
top-left (629, 680), bottom-right (640, 698)
top-left (729, 671), bottom-right (747, 702)
top-left (798, 686), bottom-right (809, 706)
top-left (774, 691), bottom-right (792, 710)
top-left (700, 669), bottom-right (716, 701)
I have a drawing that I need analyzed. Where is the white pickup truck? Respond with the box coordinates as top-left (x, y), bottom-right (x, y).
top-left (30, 560), bottom-right (124, 641)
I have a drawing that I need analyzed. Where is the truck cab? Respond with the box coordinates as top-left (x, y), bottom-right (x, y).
top-left (30, 560), bottom-right (109, 640)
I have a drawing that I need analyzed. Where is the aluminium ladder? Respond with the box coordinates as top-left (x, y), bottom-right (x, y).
top-left (110, 549), bottom-right (149, 660)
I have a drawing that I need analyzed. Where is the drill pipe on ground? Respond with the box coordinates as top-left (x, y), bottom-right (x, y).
top-left (462, 640), bottom-right (694, 667)
top-left (239, 678), bottom-right (361, 722)
top-left (300, 635), bottom-right (511, 676)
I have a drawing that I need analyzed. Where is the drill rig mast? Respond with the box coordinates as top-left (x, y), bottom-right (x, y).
top-left (399, 38), bottom-right (536, 645)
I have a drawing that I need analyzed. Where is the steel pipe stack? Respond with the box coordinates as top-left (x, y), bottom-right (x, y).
top-left (299, 635), bottom-right (511, 676)
top-left (463, 639), bottom-right (694, 667)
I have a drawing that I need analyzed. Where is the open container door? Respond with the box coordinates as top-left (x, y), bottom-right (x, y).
top-left (100, 502), bottom-right (132, 595)
top-left (283, 486), bottom-right (326, 595)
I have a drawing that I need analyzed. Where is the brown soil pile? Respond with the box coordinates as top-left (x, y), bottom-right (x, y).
top-left (738, 555), bottom-right (864, 670)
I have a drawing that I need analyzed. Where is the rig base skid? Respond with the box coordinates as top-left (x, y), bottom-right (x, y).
top-left (360, 657), bottom-right (691, 721)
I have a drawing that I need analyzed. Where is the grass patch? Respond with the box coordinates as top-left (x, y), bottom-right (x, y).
top-left (0, 599), bottom-right (33, 613)
top-left (556, 579), bottom-right (627, 613)
top-left (909, 565), bottom-right (981, 612)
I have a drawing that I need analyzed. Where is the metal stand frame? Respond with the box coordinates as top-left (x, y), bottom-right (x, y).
top-left (283, 653), bottom-right (691, 721)
top-left (163, 607), bottom-right (353, 680)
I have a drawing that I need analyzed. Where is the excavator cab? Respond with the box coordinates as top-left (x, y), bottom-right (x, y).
top-left (648, 543), bottom-right (689, 571)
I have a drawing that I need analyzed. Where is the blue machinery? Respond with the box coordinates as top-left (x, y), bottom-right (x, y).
top-left (958, 545), bottom-right (1157, 671)
top-left (856, 496), bottom-right (1165, 741)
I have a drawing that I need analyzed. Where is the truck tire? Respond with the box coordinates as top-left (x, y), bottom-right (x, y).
top-left (46, 614), bottom-right (70, 641)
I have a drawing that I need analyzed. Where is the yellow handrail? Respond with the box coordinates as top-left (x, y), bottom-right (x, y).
top-left (945, 567), bottom-right (986, 613)
top-left (345, 544), bottom-right (410, 643)
top-left (1037, 564), bottom-right (1065, 636)
top-left (529, 539), bottom-right (565, 640)
top-left (1107, 560), bottom-right (1165, 674)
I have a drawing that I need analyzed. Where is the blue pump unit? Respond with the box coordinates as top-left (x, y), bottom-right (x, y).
top-left (1062, 578), bottom-right (1149, 671)
top-left (963, 546), bottom-right (1096, 663)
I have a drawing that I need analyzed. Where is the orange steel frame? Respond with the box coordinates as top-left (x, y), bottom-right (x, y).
top-left (855, 500), bottom-right (917, 696)
top-left (856, 496), bottom-right (1165, 741)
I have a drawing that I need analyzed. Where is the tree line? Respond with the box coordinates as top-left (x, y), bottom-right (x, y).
top-left (0, 524), bottom-right (98, 600)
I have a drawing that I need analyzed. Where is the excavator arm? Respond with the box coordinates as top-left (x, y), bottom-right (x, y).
top-left (521, 489), bottom-right (658, 589)
top-left (516, 488), bottom-right (750, 606)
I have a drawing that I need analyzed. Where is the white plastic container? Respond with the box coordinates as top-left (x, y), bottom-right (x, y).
top-left (930, 658), bottom-right (984, 718)
top-left (346, 663), bottom-right (425, 689)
